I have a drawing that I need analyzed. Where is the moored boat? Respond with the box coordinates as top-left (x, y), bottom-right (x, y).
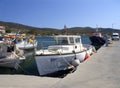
top-left (18, 35), bottom-right (95, 76)
top-left (4, 33), bottom-right (37, 57)
top-left (0, 42), bottom-right (25, 69)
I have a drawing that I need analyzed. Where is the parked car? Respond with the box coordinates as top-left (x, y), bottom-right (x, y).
top-left (112, 33), bottom-right (119, 40)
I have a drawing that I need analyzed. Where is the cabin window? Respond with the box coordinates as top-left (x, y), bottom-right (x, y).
top-left (61, 37), bottom-right (68, 44)
top-left (75, 38), bottom-right (80, 43)
top-left (69, 37), bottom-right (74, 43)
top-left (57, 37), bottom-right (68, 45)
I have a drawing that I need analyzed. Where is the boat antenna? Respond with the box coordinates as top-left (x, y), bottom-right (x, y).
top-left (64, 25), bottom-right (68, 35)
top-left (112, 23), bottom-right (115, 33)
top-left (96, 24), bottom-right (98, 32)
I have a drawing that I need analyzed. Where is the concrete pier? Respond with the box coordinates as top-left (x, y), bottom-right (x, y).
top-left (0, 41), bottom-right (120, 88)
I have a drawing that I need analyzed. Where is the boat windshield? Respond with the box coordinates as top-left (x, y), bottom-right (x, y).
top-left (57, 37), bottom-right (68, 45)
top-left (112, 35), bottom-right (119, 36)
top-left (69, 37), bottom-right (74, 44)
top-left (75, 37), bottom-right (80, 43)
top-left (55, 36), bottom-right (81, 45)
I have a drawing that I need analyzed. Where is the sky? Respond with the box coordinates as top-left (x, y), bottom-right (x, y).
top-left (0, 0), bottom-right (120, 29)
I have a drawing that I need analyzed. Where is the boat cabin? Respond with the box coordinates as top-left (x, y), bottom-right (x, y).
top-left (36, 35), bottom-right (86, 55)
top-left (54, 35), bottom-right (82, 45)
top-left (48, 35), bottom-right (84, 53)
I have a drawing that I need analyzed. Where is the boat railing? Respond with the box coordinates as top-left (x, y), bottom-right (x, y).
top-left (5, 52), bottom-right (19, 60)
top-left (9, 52), bottom-right (25, 60)
top-left (24, 39), bottom-right (37, 46)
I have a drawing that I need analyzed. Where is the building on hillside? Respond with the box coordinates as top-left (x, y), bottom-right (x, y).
top-left (0, 26), bottom-right (5, 34)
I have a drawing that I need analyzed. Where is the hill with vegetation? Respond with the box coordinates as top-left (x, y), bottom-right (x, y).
top-left (0, 21), bottom-right (120, 36)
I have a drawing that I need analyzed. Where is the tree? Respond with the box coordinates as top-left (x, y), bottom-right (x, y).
top-left (6, 29), bottom-right (12, 33)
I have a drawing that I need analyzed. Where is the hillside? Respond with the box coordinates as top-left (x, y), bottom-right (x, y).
top-left (0, 21), bottom-right (120, 36)
top-left (0, 21), bottom-right (60, 35)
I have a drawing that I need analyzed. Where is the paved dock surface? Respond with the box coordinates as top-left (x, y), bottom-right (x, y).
top-left (0, 41), bottom-right (120, 88)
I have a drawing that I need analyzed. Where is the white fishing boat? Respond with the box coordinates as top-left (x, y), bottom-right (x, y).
top-left (34, 35), bottom-right (95, 75)
top-left (0, 42), bottom-right (25, 69)
top-left (4, 33), bottom-right (37, 50)
top-left (5, 34), bottom-right (38, 57)
top-left (15, 38), bottom-right (37, 50)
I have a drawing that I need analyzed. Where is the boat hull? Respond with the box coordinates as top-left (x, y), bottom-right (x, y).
top-left (35, 51), bottom-right (87, 76)
top-left (17, 47), bottom-right (94, 76)
top-left (0, 58), bottom-right (19, 69)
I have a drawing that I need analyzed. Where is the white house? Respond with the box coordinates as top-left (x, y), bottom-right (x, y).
top-left (0, 26), bottom-right (5, 34)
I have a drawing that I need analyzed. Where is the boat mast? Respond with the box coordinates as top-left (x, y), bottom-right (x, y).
top-left (96, 24), bottom-right (98, 32)
top-left (64, 25), bottom-right (68, 35)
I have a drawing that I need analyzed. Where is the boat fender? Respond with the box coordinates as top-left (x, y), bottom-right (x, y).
top-left (84, 52), bottom-right (90, 61)
top-left (71, 58), bottom-right (80, 67)
top-left (92, 46), bottom-right (97, 53)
